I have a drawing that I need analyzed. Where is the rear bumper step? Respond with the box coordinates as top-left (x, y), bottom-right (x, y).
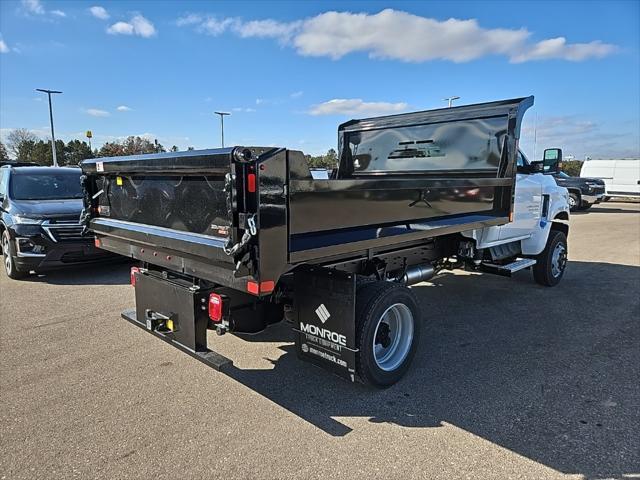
top-left (121, 309), bottom-right (233, 371)
top-left (480, 258), bottom-right (536, 277)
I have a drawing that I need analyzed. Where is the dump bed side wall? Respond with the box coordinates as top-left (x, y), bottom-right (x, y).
top-left (286, 97), bottom-right (532, 263)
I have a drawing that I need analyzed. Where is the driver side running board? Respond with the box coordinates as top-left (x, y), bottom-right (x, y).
top-left (480, 258), bottom-right (536, 277)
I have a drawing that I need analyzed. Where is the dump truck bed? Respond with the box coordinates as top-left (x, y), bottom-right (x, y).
top-left (81, 97), bottom-right (533, 294)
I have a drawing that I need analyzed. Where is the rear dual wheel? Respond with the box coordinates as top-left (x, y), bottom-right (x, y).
top-left (355, 282), bottom-right (421, 387)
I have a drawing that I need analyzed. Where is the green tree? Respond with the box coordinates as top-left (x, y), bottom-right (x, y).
top-left (64, 140), bottom-right (93, 165)
top-left (306, 148), bottom-right (339, 169)
top-left (170, 145), bottom-right (179, 152)
top-left (97, 141), bottom-right (125, 157)
top-left (16, 140), bottom-right (38, 163)
top-left (98, 136), bottom-right (166, 157)
top-left (561, 160), bottom-right (583, 177)
top-left (19, 139), bottom-right (65, 166)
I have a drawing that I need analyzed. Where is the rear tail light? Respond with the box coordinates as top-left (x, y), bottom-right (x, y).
top-left (94, 237), bottom-right (102, 248)
top-left (208, 293), bottom-right (223, 322)
top-left (130, 266), bottom-right (140, 286)
top-left (247, 173), bottom-right (256, 193)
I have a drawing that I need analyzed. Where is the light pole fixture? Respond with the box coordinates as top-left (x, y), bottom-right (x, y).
top-left (214, 111), bottom-right (231, 148)
top-left (443, 96), bottom-right (460, 108)
top-left (36, 88), bottom-right (62, 167)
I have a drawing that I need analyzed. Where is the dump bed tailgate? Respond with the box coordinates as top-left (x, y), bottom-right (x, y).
top-left (81, 148), bottom-right (240, 275)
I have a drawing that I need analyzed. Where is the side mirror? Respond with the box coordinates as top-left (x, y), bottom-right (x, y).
top-left (543, 148), bottom-right (563, 173)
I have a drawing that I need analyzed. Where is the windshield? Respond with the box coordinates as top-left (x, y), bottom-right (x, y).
top-left (557, 171), bottom-right (571, 178)
top-left (10, 171), bottom-right (83, 200)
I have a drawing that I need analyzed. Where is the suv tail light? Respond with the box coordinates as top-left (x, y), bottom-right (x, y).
top-left (130, 266), bottom-right (140, 286)
top-left (208, 293), bottom-right (223, 322)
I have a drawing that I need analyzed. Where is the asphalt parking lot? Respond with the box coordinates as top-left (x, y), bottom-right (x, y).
top-left (1, 202), bottom-right (638, 480)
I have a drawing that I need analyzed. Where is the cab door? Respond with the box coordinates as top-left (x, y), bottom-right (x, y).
top-left (500, 151), bottom-right (543, 240)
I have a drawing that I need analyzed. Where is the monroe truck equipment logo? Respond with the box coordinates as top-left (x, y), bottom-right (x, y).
top-left (300, 322), bottom-right (347, 347)
top-left (315, 303), bottom-right (330, 323)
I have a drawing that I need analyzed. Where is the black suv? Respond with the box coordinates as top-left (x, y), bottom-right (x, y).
top-left (0, 166), bottom-right (114, 279)
top-left (552, 171), bottom-right (606, 211)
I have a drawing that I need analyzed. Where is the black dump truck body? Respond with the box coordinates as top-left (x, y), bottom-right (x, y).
top-left (81, 97), bottom-right (551, 387)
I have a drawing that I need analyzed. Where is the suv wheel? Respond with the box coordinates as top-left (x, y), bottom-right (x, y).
top-left (2, 231), bottom-right (26, 280)
top-left (568, 192), bottom-right (580, 211)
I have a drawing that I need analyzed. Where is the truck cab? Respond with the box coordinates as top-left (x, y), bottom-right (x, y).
top-left (461, 147), bottom-right (569, 267)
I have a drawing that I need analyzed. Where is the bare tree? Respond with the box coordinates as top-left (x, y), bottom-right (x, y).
top-left (0, 142), bottom-right (9, 162)
top-left (6, 129), bottom-right (39, 159)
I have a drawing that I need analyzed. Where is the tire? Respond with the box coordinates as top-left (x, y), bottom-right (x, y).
top-left (533, 230), bottom-right (567, 287)
top-left (568, 192), bottom-right (580, 211)
top-left (580, 203), bottom-right (593, 211)
top-left (2, 231), bottom-right (27, 280)
top-left (355, 281), bottom-right (421, 387)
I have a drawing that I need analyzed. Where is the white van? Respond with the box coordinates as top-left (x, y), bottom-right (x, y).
top-left (580, 159), bottom-right (640, 199)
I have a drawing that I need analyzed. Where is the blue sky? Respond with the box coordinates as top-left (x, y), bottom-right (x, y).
top-left (1, 0), bottom-right (638, 159)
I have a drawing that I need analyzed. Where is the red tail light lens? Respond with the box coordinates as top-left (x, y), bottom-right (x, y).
top-left (94, 237), bottom-right (102, 248)
top-left (130, 266), bottom-right (140, 286)
top-left (208, 293), bottom-right (223, 322)
top-left (247, 173), bottom-right (256, 193)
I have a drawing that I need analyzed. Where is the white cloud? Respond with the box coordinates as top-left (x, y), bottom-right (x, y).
top-left (177, 9), bottom-right (617, 64)
top-left (85, 108), bottom-right (110, 117)
top-left (0, 39), bottom-right (9, 54)
top-left (309, 98), bottom-right (408, 116)
top-left (89, 6), bottom-right (109, 20)
top-left (107, 15), bottom-right (156, 38)
top-left (22, 0), bottom-right (45, 15)
top-left (20, 0), bottom-right (65, 18)
top-left (235, 19), bottom-right (300, 42)
top-left (510, 38), bottom-right (616, 63)
top-left (107, 21), bottom-right (134, 35)
top-left (232, 107), bottom-right (256, 112)
top-left (290, 91), bottom-right (303, 98)
top-left (116, 105), bottom-right (132, 111)
top-left (176, 13), bottom-right (202, 27)
top-left (198, 17), bottom-right (236, 36)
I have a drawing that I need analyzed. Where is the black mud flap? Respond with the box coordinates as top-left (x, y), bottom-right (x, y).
top-left (122, 271), bottom-right (232, 371)
top-left (293, 268), bottom-right (358, 382)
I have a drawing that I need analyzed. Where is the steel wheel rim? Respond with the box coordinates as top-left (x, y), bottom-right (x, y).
top-left (372, 303), bottom-right (414, 372)
top-left (569, 196), bottom-right (577, 208)
top-left (551, 242), bottom-right (567, 278)
top-left (2, 236), bottom-right (11, 274)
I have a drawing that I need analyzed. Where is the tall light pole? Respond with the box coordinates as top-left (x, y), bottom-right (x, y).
top-left (443, 96), bottom-right (460, 108)
top-left (214, 111), bottom-right (231, 148)
top-left (36, 88), bottom-right (62, 167)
